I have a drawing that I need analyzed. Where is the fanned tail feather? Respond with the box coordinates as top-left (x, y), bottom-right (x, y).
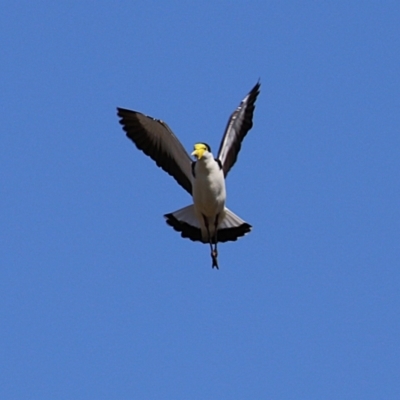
top-left (217, 208), bottom-right (252, 242)
top-left (164, 205), bottom-right (251, 243)
top-left (164, 205), bottom-right (202, 242)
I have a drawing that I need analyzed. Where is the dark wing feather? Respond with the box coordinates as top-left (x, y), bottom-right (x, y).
top-left (117, 108), bottom-right (193, 195)
top-left (217, 82), bottom-right (261, 177)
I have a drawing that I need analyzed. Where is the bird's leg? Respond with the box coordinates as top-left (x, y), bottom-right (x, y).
top-left (203, 215), bottom-right (219, 269)
top-left (212, 214), bottom-right (219, 261)
top-left (203, 215), bottom-right (213, 254)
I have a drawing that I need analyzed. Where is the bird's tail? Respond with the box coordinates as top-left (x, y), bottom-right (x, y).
top-left (164, 205), bottom-right (251, 243)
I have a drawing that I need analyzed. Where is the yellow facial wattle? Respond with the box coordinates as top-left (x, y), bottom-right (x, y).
top-left (191, 143), bottom-right (208, 159)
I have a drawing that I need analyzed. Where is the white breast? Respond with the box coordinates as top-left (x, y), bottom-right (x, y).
top-left (192, 156), bottom-right (226, 218)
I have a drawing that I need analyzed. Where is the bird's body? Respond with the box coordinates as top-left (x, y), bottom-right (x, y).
top-left (192, 150), bottom-right (226, 241)
top-left (117, 82), bottom-right (260, 268)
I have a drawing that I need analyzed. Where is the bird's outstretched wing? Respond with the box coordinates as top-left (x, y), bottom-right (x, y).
top-left (117, 108), bottom-right (193, 195)
top-left (217, 82), bottom-right (261, 177)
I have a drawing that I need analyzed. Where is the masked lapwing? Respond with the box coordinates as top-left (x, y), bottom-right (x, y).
top-left (117, 82), bottom-right (260, 269)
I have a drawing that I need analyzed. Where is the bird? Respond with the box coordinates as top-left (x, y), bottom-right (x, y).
top-left (117, 82), bottom-right (260, 269)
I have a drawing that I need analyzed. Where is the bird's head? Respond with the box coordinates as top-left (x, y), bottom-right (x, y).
top-left (191, 143), bottom-right (211, 160)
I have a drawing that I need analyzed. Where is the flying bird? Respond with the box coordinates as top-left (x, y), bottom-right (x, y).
top-left (117, 82), bottom-right (260, 269)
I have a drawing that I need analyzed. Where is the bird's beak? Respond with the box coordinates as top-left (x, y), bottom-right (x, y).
top-left (192, 145), bottom-right (206, 159)
top-left (191, 149), bottom-right (199, 159)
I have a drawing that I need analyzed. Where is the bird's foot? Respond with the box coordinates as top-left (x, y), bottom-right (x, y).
top-left (211, 250), bottom-right (219, 269)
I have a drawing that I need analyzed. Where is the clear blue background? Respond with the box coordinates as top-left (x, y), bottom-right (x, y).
top-left (1, 1), bottom-right (399, 399)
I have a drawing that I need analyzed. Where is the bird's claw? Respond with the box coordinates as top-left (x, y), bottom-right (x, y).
top-left (211, 250), bottom-right (219, 269)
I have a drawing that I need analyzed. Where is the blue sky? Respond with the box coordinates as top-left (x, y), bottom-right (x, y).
top-left (1, 1), bottom-right (399, 399)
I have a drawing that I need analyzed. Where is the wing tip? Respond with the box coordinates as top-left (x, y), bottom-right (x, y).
top-left (249, 80), bottom-right (261, 99)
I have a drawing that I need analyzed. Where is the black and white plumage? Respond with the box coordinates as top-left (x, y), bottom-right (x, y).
top-left (117, 82), bottom-right (260, 268)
